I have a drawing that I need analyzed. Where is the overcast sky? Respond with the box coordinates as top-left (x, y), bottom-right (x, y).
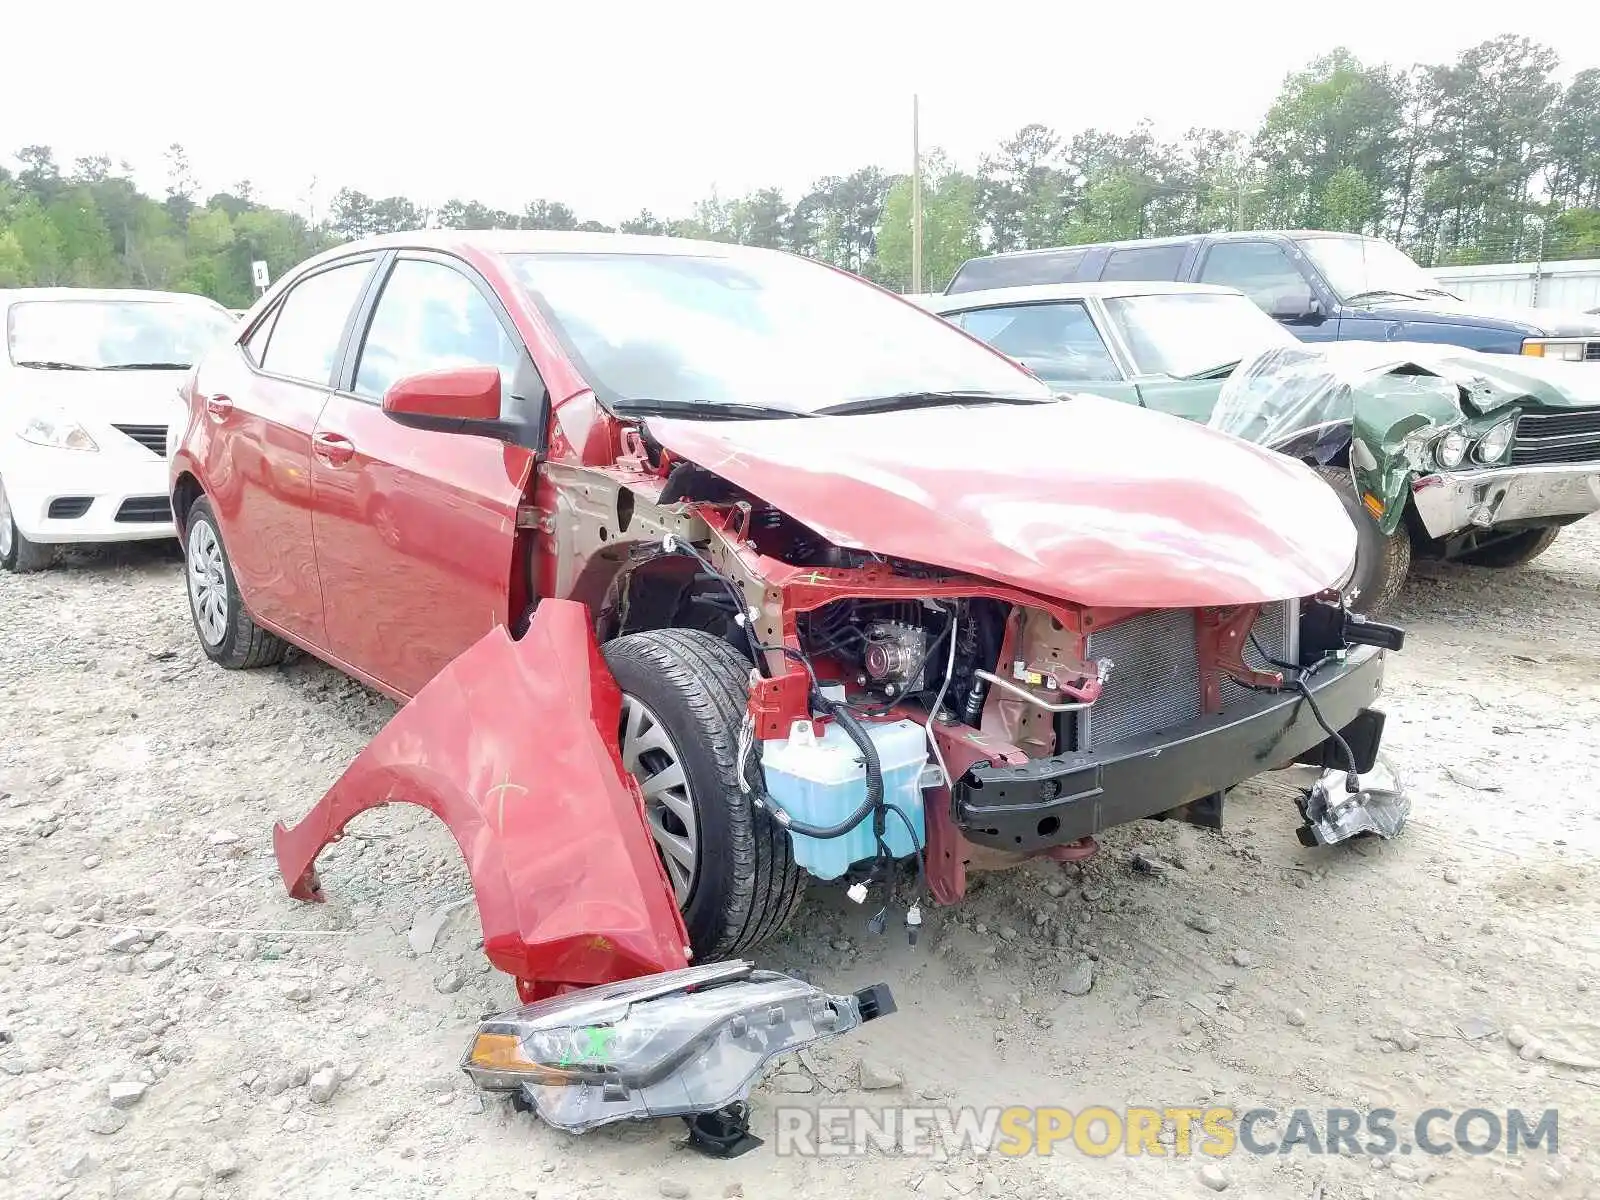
top-left (5, 2), bottom-right (1597, 224)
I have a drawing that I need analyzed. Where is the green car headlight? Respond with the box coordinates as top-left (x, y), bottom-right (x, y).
top-left (1473, 419), bottom-right (1515, 465)
top-left (1434, 430), bottom-right (1470, 469)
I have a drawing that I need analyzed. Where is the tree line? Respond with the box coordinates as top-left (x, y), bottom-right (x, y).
top-left (3, 33), bottom-right (1598, 306)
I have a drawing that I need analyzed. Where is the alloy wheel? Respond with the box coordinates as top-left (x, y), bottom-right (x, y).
top-left (617, 694), bottom-right (700, 905)
top-left (187, 520), bottom-right (229, 646)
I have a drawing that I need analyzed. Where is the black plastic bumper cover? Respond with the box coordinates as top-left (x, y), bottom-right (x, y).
top-left (953, 646), bottom-right (1387, 852)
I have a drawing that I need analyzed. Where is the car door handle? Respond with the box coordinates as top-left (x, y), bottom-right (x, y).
top-left (203, 394), bottom-right (233, 420)
top-left (312, 432), bottom-right (356, 466)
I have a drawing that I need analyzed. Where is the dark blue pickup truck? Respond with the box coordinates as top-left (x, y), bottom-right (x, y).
top-left (947, 231), bottom-right (1600, 362)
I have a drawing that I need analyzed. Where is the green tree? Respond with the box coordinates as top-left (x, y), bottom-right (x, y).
top-left (1417, 35), bottom-right (1560, 259)
top-left (0, 229), bottom-right (31, 286)
top-left (1547, 69), bottom-right (1600, 208)
top-left (1254, 48), bottom-right (1407, 232)
top-left (876, 151), bottom-right (981, 291)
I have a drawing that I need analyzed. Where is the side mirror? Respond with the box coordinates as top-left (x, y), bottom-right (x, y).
top-left (383, 365), bottom-right (502, 422)
top-left (380, 365), bottom-right (530, 444)
top-left (1271, 295), bottom-right (1325, 325)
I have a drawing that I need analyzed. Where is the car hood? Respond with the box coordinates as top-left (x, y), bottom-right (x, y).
top-left (4, 367), bottom-right (187, 433)
top-left (1370, 296), bottom-right (1600, 338)
top-left (647, 396), bottom-right (1357, 609)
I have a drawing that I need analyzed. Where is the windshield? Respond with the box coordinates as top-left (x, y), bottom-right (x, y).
top-left (505, 250), bottom-right (1051, 413)
top-left (1102, 292), bottom-right (1298, 378)
top-left (1296, 236), bottom-right (1455, 303)
top-left (6, 299), bottom-right (238, 370)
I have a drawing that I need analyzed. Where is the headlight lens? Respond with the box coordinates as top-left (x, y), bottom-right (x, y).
top-left (1521, 339), bottom-right (1586, 361)
top-left (1474, 419), bottom-right (1515, 464)
top-left (18, 414), bottom-right (98, 452)
top-left (1435, 430), bottom-right (1469, 469)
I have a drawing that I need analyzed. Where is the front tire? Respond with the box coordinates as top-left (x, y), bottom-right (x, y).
top-left (0, 478), bottom-right (55, 573)
top-left (1454, 526), bottom-right (1560, 569)
top-left (184, 497), bottom-right (289, 669)
top-left (601, 628), bottom-right (804, 962)
top-left (1315, 466), bottom-right (1410, 615)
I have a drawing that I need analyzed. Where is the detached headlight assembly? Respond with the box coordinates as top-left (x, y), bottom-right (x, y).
top-left (18, 413), bottom-right (98, 452)
top-left (1433, 430), bottom-right (1469, 470)
top-left (1473, 419), bottom-right (1515, 464)
top-left (461, 961), bottom-right (894, 1136)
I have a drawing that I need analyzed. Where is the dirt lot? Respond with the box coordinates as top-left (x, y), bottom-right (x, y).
top-left (3, 518), bottom-right (1598, 1200)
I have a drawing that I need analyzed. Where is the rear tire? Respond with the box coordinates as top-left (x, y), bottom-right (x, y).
top-left (0, 477), bottom-right (55, 573)
top-left (184, 497), bottom-right (290, 669)
top-left (1315, 466), bottom-right (1410, 615)
top-left (1454, 526), bottom-right (1560, 569)
top-left (601, 628), bottom-right (805, 962)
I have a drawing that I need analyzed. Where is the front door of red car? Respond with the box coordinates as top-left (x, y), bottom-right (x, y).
top-left (209, 256), bottom-right (379, 645)
top-left (309, 252), bottom-right (537, 698)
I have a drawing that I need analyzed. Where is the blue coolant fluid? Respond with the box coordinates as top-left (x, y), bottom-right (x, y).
top-left (759, 717), bottom-right (930, 880)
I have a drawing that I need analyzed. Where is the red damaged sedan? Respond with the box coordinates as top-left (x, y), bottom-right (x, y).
top-left (170, 232), bottom-right (1407, 1002)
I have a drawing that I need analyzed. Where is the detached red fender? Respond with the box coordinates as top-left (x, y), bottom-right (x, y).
top-left (273, 600), bottom-right (690, 999)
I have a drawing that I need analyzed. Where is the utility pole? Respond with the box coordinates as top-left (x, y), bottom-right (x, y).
top-left (911, 94), bottom-right (924, 294)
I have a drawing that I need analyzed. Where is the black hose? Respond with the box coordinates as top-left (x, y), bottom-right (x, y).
top-left (882, 801), bottom-right (927, 900)
top-left (1249, 632), bottom-right (1361, 792)
top-left (665, 540), bottom-right (775, 676)
top-left (745, 694), bottom-right (887, 841)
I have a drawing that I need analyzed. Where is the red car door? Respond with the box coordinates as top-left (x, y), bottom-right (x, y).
top-left (308, 252), bottom-right (536, 698)
top-left (201, 256), bottom-right (378, 645)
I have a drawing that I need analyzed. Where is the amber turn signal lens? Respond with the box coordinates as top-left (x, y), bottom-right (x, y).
top-left (1362, 493), bottom-right (1385, 519)
top-left (1521, 342), bottom-right (1545, 357)
top-left (468, 1033), bottom-right (530, 1071)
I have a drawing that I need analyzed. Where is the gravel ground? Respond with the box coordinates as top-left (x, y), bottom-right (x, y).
top-left (2, 518), bottom-right (1598, 1200)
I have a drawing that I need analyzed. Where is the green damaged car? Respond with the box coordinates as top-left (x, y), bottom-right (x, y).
top-left (1210, 343), bottom-right (1600, 610)
top-left (923, 283), bottom-right (1600, 612)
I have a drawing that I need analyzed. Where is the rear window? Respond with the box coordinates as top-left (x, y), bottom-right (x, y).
top-left (1098, 244), bottom-right (1190, 283)
top-left (946, 248), bottom-right (1089, 294)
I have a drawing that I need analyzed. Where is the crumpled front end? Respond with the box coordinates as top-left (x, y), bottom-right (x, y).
top-left (1213, 341), bottom-right (1600, 538)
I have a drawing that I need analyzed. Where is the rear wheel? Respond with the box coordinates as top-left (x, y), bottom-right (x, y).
top-left (601, 628), bottom-right (805, 962)
top-left (1454, 526), bottom-right (1560, 569)
top-left (0, 477), bottom-right (55, 573)
top-left (184, 497), bottom-right (290, 669)
top-left (1315, 466), bottom-right (1410, 615)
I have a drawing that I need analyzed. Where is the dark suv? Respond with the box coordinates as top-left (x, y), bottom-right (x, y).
top-left (947, 231), bottom-right (1600, 362)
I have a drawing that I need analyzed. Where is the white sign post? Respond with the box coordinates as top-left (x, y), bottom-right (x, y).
top-left (250, 260), bottom-right (270, 294)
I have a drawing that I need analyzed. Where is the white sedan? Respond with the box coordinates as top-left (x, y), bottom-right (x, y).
top-left (1, 288), bottom-right (238, 572)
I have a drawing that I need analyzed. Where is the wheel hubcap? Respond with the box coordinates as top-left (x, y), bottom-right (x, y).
top-left (187, 520), bottom-right (229, 646)
top-left (618, 695), bottom-right (699, 906)
top-left (0, 481), bottom-right (14, 558)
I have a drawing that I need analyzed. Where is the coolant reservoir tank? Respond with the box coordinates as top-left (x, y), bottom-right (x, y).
top-left (760, 718), bottom-right (928, 880)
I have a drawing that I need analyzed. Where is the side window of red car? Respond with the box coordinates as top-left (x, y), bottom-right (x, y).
top-left (258, 260), bottom-right (373, 385)
top-left (352, 259), bottom-right (525, 402)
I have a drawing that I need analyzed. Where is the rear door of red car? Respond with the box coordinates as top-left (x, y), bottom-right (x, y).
top-left (309, 251), bottom-right (538, 698)
top-left (206, 256), bottom-right (379, 646)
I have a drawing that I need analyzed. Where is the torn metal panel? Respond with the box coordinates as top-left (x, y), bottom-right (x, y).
top-left (273, 599), bottom-right (689, 997)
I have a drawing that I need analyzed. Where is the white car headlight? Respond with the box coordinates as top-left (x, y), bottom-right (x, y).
top-left (1434, 430), bottom-right (1469, 469)
top-left (18, 414), bottom-right (99, 452)
top-left (1473, 419), bottom-right (1515, 464)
